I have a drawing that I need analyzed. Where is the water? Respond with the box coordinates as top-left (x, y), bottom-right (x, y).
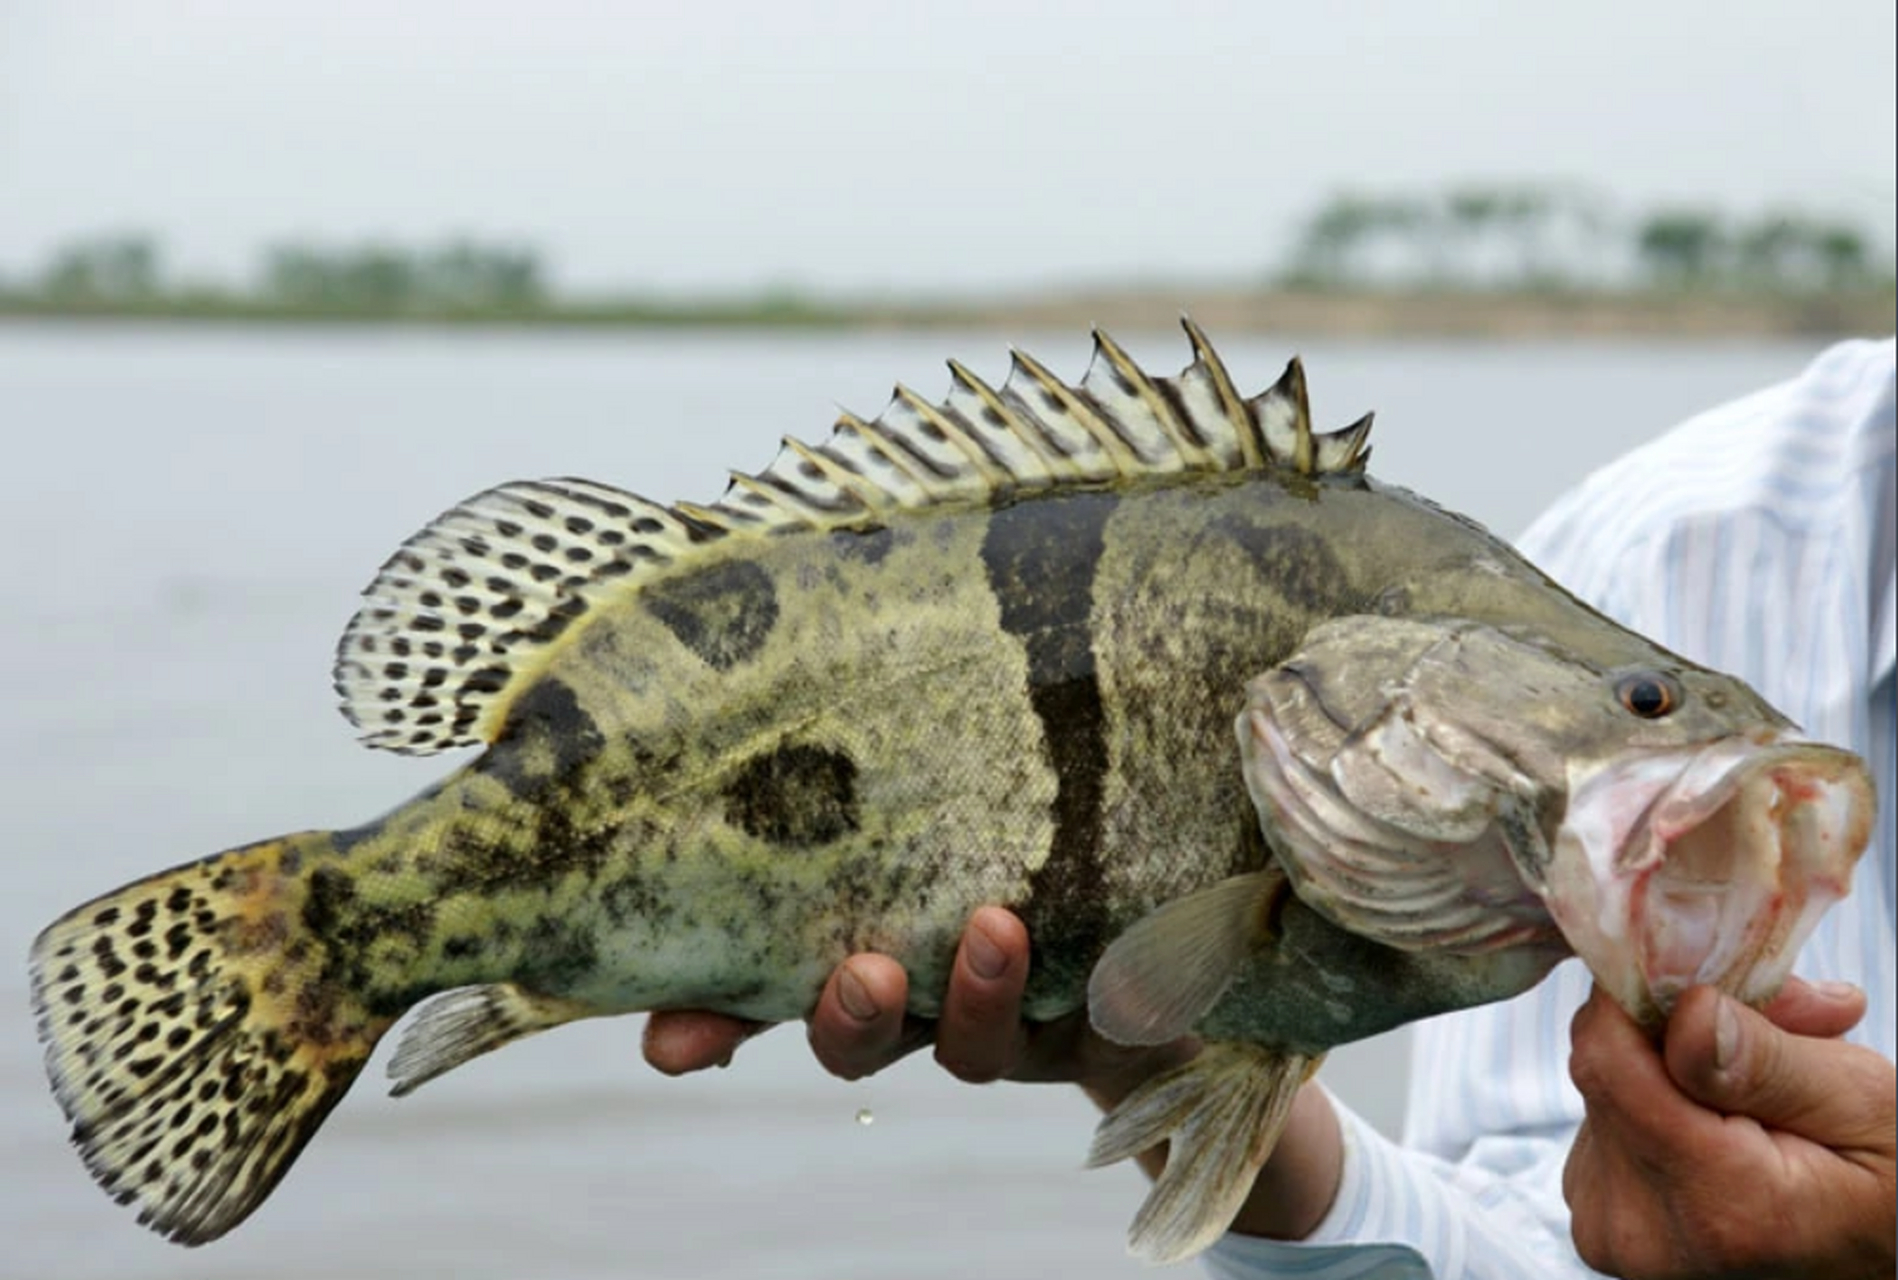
top-left (0, 322), bottom-right (1821, 1279)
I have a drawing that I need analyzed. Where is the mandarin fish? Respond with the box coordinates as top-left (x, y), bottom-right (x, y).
top-left (30, 322), bottom-right (1873, 1262)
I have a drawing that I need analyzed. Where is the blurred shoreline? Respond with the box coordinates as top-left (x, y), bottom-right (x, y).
top-left (3, 284), bottom-right (1891, 339)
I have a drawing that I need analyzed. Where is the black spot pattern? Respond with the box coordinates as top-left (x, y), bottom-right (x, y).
top-left (643, 559), bottom-right (780, 671)
top-left (480, 678), bottom-right (607, 799)
top-left (28, 841), bottom-right (381, 1246)
top-left (722, 743), bottom-right (862, 848)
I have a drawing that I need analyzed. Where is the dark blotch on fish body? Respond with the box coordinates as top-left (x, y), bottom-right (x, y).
top-left (481, 679), bottom-right (606, 798)
top-left (642, 559), bottom-right (780, 671)
top-left (723, 744), bottom-right (861, 847)
top-left (829, 524), bottom-right (897, 566)
top-left (1209, 515), bottom-right (1350, 615)
top-left (980, 491), bottom-right (1117, 983)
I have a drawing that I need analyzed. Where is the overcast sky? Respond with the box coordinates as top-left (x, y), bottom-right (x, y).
top-left (2, 0), bottom-right (1893, 293)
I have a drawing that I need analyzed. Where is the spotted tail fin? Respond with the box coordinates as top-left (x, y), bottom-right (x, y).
top-left (28, 834), bottom-right (394, 1245)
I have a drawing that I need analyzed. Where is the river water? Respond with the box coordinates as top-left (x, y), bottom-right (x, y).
top-left (0, 323), bottom-right (1824, 1279)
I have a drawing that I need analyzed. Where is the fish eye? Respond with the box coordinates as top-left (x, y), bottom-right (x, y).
top-left (1615, 673), bottom-right (1680, 719)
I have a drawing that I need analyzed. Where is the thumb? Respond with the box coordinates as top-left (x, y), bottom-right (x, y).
top-left (1758, 975), bottom-right (1867, 1038)
top-left (1665, 986), bottom-right (1888, 1147)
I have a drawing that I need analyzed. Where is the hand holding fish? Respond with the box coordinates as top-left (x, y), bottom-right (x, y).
top-left (1564, 979), bottom-right (1897, 1279)
top-left (643, 907), bottom-right (1197, 1092)
top-left (644, 905), bottom-right (1351, 1241)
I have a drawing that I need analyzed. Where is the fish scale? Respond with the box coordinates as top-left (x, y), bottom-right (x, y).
top-left (29, 322), bottom-right (1873, 1263)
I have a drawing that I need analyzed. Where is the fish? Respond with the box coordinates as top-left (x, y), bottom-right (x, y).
top-left (29, 321), bottom-right (1874, 1263)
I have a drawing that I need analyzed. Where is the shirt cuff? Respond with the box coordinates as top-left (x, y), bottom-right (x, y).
top-left (1199, 1091), bottom-right (1440, 1278)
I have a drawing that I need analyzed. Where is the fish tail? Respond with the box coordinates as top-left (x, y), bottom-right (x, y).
top-left (28, 832), bottom-right (393, 1246)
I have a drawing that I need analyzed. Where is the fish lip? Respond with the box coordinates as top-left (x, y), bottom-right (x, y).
top-left (1550, 732), bottom-right (1874, 1022)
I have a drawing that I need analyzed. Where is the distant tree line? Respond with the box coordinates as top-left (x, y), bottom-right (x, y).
top-left (11, 233), bottom-right (546, 311)
top-left (3, 191), bottom-right (1891, 314)
top-left (1278, 185), bottom-right (1893, 293)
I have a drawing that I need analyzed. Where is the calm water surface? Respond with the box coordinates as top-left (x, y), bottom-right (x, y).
top-left (0, 323), bottom-right (1822, 1279)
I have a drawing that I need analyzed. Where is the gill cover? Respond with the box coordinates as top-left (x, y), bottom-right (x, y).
top-left (1238, 617), bottom-right (1562, 955)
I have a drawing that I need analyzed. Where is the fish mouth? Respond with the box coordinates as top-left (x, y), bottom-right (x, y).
top-left (1548, 734), bottom-right (1874, 1024)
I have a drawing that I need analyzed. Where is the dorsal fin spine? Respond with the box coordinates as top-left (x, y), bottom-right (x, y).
top-left (1181, 318), bottom-right (1266, 469)
top-left (1091, 329), bottom-right (1216, 469)
top-left (1286, 359), bottom-right (1316, 475)
top-left (725, 469), bottom-right (823, 520)
top-left (1008, 349), bottom-right (1146, 473)
top-left (893, 384), bottom-right (1011, 488)
top-left (781, 436), bottom-right (887, 511)
top-left (946, 358), bottom-right (1067, 473)
top-left (836, 413), bottom-right (936, 490)
top-left (1319, 412), bottom-right (1375, 473)
top-left (669, 502), bottom-right (734, 539)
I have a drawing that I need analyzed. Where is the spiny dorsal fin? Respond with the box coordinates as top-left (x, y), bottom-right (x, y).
top-left (335, 321), bottom-right (1376, 754)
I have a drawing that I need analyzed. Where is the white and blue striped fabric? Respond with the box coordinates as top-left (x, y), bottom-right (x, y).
top-left (1204, 338), bottom-right (1897, 1280)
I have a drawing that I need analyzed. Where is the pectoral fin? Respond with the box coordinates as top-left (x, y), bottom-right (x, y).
top-left (1088, 1041), bottom-right (1321, 1263)
top-left (1086, 870), bottom-right (1285, 1046)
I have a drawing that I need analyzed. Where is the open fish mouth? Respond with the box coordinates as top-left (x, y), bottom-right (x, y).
top-left (1548, 734), bottom-right (1874, 1023)
top-left (1239, 615), bottom-right (1875, 1026)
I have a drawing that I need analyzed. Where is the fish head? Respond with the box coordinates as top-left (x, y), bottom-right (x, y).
top-left (1238, 615), bottom-right (1874, 1027)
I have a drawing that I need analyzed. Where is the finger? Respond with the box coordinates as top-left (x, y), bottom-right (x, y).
top-left (808, 954), bottom-right (909, 1081)
top-left (1664, 986), bottom-right (1896, 1147)
top-left (642, 1011), bottom-right (769, 1076)
top-left (934, 907), bottom-right (1031, 1083)
top-left (1562, 1120), bottom-right (1633, 1272)
top-left (1568, 985), bottom-right (1724, 1165)
top-left (1757, 976), bottom-right (1867, 1039)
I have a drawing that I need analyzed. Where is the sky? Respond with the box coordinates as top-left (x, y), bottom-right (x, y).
top-left (1, 0), bottom-right (1893, 294)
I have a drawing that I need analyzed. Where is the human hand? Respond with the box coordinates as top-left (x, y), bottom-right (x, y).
top-left (1563, 977), bottom-right (1896, 1279)
top-left (644, 907), bottom-right (1346, 1241)
top-left (641, 907), bottom-right (1196, 1101)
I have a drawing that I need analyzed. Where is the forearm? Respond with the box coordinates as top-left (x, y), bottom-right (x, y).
top-left (1202, 1097), bottom-right (1596, 1280)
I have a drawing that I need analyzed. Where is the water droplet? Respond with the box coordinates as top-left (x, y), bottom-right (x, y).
top-left (855, 1107), bottom-right (874, 1127)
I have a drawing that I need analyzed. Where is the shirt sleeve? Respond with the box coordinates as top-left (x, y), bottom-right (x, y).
top-left (1199, 1095), bottom-right (1595, 1280)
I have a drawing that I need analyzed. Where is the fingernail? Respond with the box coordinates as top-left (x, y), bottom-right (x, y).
top-left (1713, 996), bottom-right (1739, 1073)
top-left (837, 964), bottom-right (878, 1022)
top-left (1817, 980), bottom-right (1861, 1001)
top-left (965, 922), bottom-right (1007, 981)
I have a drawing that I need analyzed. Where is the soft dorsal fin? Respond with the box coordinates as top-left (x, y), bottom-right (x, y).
top-left (333, 320), bottom-right (1376, 754)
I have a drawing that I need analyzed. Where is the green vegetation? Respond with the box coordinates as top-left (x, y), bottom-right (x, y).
top-left (0, 234), bottom-right (848, 327)
top-left (1276, 183), bottom-right (1893, 295)
top-left (1, 185), bottom-right (1891, 336)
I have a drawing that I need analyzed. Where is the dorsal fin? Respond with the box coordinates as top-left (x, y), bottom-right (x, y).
top-left (333, 321), bottom-right (1376, 754)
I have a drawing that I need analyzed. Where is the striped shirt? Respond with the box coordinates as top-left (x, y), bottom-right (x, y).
top-left (1205, 338), bottom-right (1897, 1280)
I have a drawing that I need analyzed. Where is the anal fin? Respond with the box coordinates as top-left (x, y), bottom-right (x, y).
top-left (388, 984), bottom-right (593, 1097)
top-left (1087, 1041), bottom-right (1321, 1264)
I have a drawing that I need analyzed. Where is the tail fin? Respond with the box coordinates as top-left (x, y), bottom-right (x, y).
top-left (28, 834), bottom-right (393, 1245)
